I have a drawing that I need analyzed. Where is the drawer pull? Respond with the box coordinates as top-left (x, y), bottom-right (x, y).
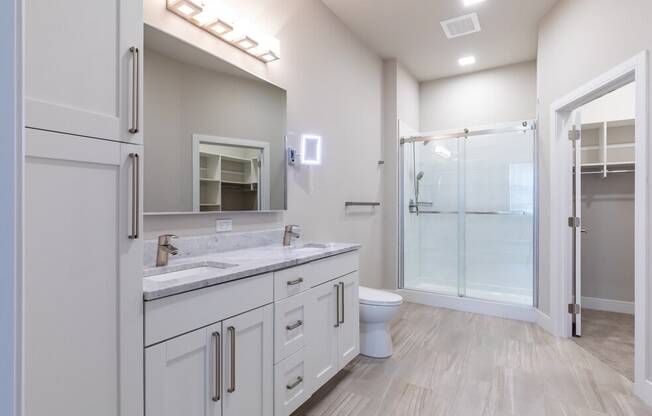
top-left (287, 277), bottom-right (304, 286)
top-left (286, 320), bottom-right (303, 331)
top-left (286, 376), bottom-right (303, 390)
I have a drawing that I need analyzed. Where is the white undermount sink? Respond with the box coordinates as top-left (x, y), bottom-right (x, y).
top-left (144, 261), bottom-right (237, 283)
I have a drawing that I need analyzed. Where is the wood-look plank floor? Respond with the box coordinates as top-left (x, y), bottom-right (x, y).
top-left (293, 302), bottom-right (652, 416)
top-left (572, 308), bottom-right (635, 381)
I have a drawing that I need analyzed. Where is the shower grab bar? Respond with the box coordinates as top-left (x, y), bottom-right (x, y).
top-left (410, 209), bottom-right (531, 216)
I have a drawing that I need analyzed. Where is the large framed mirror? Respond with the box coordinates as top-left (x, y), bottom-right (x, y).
top-left (143, 25), bottom-right (287, 214)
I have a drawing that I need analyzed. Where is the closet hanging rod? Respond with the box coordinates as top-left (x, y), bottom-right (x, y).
top-left (400, 120), bottom-right (536, 144)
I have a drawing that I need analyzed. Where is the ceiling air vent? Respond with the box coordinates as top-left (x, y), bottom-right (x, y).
top-left (440, 13), bottom-right (481, 39)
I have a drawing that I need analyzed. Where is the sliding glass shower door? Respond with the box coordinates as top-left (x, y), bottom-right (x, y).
top-left (401, 122), bottom-right (535, 306)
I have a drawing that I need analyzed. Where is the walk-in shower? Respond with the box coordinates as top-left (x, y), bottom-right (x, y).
top-left (399, 120), bottom-right (537, 307)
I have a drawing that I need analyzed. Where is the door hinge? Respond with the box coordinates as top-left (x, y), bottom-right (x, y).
top-left (568, 216), bottom-right (581, 227)
top-left (568, 127), bottom-right (580, 141)
top-left (568, 303), bottom-right (581, 314)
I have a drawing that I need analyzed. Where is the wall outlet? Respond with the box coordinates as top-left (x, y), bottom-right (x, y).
top-left (216, 219), bottom-right (232, 233)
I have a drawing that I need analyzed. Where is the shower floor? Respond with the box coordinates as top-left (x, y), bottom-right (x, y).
top-left (405, 279), bottom-right (533, 306)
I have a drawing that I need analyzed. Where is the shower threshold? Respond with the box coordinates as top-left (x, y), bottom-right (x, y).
top-left (406, 281), bottom-right (533, 307)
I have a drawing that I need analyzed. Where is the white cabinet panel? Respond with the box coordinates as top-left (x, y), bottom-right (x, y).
top-left (24, 129), bottom-right (143, 416)
top-left (146, 323), bottom-right (222, 416)
top-left (274, 292), bottom-right (308, 363)
top-left (25, 0), bottom-right (143, 143)
top-left (306, 282), bottom-right (339, 394)
top-left (274, 349), bottom-right (309, 416)
top-left (338, 272), bottom-right (360, 369)
top-left (222, 305), bottom-right (273, 416)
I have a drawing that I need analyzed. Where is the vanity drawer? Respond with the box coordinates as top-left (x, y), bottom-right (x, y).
top-left (311, 251), bottom-right (359, 288)
top-left (144, 273), bottom-right (273, 346)
top-left (274, 264), bottom-right (311, 300)
top-left (274, 291), bottom-right (308, 363)
top-left (274, 349), bottom-right (309, 416)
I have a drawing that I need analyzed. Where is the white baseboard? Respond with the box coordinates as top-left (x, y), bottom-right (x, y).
top-left (535, 309), bottom-right (557, 336)
top-left (396, 289), bottom-right (537, 323)
top-left (581, 296), bottom-right (634, 315)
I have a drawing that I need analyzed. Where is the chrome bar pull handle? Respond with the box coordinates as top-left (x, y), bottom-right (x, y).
top-left (334, 284), bottom-right (340, 327)
top-left (128, 153), bottom-right (139, 239)
top-left (286, 320), bottom-right (303, 331)
top-left (227, 326), bottom-right (236, 393)
top-left (211, 331), bottom-right (221, 402)
top-left (129, 47), bottom-right (140, 134)
top-left (286, 376), bottom-right (303, 390)
top-left (286, 277), bottom-right (303, 286)
top-left (339, 282), bottom-right (345, 324)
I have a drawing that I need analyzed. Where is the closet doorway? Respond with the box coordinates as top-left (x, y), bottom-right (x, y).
top-left (570, 83), bottom-right (636, 381)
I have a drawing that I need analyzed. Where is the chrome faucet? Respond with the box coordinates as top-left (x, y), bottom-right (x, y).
top-left (283, 225), bottom-right (300, 246)
top-left (156, 234), bottom-right (179, 267)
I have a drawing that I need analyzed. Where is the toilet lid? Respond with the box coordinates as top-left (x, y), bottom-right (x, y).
top-left (359, 286), bottom-right (403, 306)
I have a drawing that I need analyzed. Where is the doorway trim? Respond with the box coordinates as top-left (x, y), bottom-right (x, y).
top-left (549, 51), bottom-right (650, 403)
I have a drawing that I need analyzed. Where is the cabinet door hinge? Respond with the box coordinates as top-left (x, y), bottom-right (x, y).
top-left (568, 216), bottom-right (581, 227)
top-left (568, 303), bottom-right (581, 314)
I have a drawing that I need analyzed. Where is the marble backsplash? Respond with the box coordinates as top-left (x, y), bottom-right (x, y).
top-left (143, 228), bottom-right (285, 267)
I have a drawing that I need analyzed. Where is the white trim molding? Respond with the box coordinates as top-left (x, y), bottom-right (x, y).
top-left (581, 297), bottom-right (634, 315)
top-left (397, 289), bottom-right (537, 323)
top-left (548, 50), bottom-right (650, 405)
top-left (0, 1), bottom-right (23, 416)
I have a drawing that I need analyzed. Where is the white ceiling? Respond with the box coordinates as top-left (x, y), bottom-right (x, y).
top-left (321, 0), bottom-right (559, 81)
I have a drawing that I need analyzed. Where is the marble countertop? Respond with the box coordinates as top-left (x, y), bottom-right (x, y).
top-left (143, 242), bottom-right (360, 300)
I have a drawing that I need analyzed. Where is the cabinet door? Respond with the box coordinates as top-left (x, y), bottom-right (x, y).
top-left (25, 0), bottom-right (143, 143)
top-left (338, 272), bottom-right (360, 369)
top-left (222, 304), bottom-right (273, 416)
top-left (24, 129), bottom-right (143, 416)
top-left (306, 282), bottom-right (339, 394)
top-left (146, 323), bottom-right (222, 416)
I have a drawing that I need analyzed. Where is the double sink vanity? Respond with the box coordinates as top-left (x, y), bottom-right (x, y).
top-left (142, 230), bottom-right (360, 415)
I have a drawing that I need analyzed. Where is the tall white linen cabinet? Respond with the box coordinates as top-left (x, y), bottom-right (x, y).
top-left (23, 1), bottom-right (145, 415)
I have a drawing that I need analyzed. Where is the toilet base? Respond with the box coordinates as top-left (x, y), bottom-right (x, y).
top-left (360, 321), bottom-right (393, 358)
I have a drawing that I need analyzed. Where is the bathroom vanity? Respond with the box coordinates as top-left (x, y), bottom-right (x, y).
top-left (142, 235), bottom-right (360, 416)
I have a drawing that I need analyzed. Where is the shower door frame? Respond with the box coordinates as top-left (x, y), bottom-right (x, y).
top-left (398, 119), bottom-right (539, 315)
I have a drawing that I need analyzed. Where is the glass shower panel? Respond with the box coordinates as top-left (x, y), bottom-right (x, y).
top-left (463, 131), bottom-right (534, 305)
top-left (403, 138), bottom-right (460, 296)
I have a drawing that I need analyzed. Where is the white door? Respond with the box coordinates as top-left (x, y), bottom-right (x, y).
top-left (306, 282), bottom-right (339, 393)
top-left (146, 323), bottom-right (222, 416)
top-left (24, 129), bottom-right (143, 416)
top-left (222, 305), bottom-right (273, 416)
top-left (571, 111), bottom-right (583, 337)
top-left (337, 272), bottom-right (360, 368)
top-left (25, 0), bottom-right (143, 143)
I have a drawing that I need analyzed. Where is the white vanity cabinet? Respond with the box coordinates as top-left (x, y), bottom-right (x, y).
top-left (145, 306), bottom-right (273, 416)
top-left (273, 252), bottom-right (360, 416)
top-left (25, 0), bottom-right (143, 144)
top-left (24, 129), bottom-right (143, 416)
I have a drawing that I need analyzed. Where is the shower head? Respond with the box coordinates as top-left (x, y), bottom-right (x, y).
top-left (416, 171), bottom-right (424, 181)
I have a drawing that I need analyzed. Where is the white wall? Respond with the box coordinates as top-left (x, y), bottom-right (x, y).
top-left (537, 0), bottom-right (652, 315)
top-left (420, 61), bottom-right (537, 132)
top-left (143, 0), bottom-right (385, 288)
top-left (381, 59), bottom-right (419, 289)
top-left (1, 1), bottom-right (22, 415)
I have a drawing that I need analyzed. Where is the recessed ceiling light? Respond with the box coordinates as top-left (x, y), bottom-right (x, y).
top-left (458, 55), bottom-right (476, 66)
top-left (463, 0), bottom-right (486, 6)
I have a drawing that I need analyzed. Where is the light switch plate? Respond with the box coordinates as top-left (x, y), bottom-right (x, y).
top-left (216, 219), bottom-right (232, 233)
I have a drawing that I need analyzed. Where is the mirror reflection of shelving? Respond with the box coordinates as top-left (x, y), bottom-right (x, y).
top-left (580, 118), bottom-right (635, 174)
top-left (198, 144), bottom-right (261, 212)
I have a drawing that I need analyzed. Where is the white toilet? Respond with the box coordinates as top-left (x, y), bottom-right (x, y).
top-left (359, 286), bottom-right (403, 358)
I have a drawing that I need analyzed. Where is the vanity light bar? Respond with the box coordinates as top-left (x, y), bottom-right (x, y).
top-left (166, 0), bottom-right (281, 63)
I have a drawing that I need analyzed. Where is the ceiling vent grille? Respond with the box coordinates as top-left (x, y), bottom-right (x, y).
top-left (440, 13), bottom-right (481, 39)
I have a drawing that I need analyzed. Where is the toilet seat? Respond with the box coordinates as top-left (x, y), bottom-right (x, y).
top-left (359, 286), bottom-right (403, 307)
